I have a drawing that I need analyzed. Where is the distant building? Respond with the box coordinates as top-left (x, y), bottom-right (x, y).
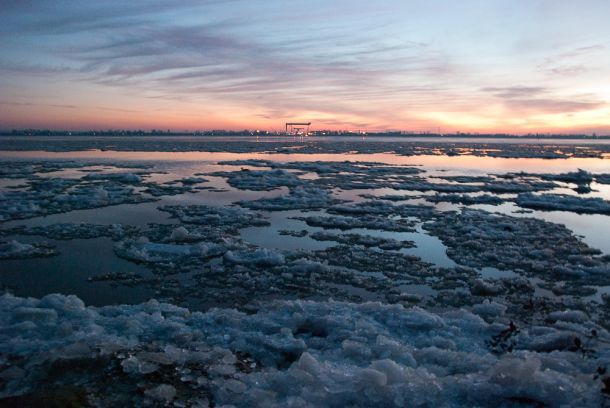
top-left (285, 122), bottom-right (311, 135)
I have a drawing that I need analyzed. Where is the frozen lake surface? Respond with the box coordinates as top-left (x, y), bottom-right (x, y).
top-left (1, 137), bottom-right (610, 406)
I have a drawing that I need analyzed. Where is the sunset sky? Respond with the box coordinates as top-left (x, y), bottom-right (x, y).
top-left (1, 1), bottom-right (610, 133)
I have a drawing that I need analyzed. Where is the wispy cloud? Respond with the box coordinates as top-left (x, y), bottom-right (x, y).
top-left (538, 44), bottom-right (606, 77)
top-left (1, 1), bottom-right (609, 132)
top-left (502, 99), bottom-right (604, 114)
top-left (482, 86), bottom-right (547, 99)
top-left (483, 86), bottom-right (605, 115)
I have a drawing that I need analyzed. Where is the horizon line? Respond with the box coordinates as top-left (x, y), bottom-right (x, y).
top-left (1, 129), bottom-right (609, 138)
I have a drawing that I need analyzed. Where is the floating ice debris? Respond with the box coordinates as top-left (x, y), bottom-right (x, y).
top-left (296, 214), bottom-right (417, 232)
top-left (219, 159), bottom-right (423, 176)
top-left (482, 181), bottom-right (557, 193)
top-left (317, 173), bottom-right (557, 194)
top-left (548, 310), bottom-right (589, 323)
top-left (359, 193), bottom-right (425, 202)
top-left (88, 271), bottom-right (150, 286)
top-left (278, 229), bottom-right (309, 237)
top-left (218, 160), bottom-right (425, 191)
top-left (142, 182), bottom-right (198, 197)
top-left (426, 193), bottom-right (505, 206)
top-left (209, 168), bottom-right (302, 191)
top-left (83, 172), bottom-right (143, 183)
top-left (239, 186), bottom-right (340, 211)
top-left (389, 179), bottom-right (481, 193)
top-left (2, 223), bottom-right (138, 241)
top-left (0, 161), bottom-right (139, 178)
top-left (214, 159), bottom-right (558, 194)
top-left (0, 182), bottom-right (153, 221)
top-left (58, 184), bottom-right (151, 206)
top-left (224, 248), bottom-right (285, 267)
top-left (314, 245), bottom-right (435, 281)
top-left (0, 194), bottom-right (42, 222)
top-left (5, 137), bottom-right (610, 158)
top-left (328, 200), bottom-right (437, 220)
top-left (27, 177), bottom-right (81, 191)
top-left (471, 300), bottom-right (507, 319)
top-left (425, 209), bottom-right (610, 284)
top-left (114, 238), bottom-right (226, 263)
top-left (539, 169), bottom-right (593, 184)
top-left (470, 279), bottom-right (505, 296)
top-left (169, 226), bottom-right (203, 242)
top-left (144, 384), bottom-right (176, 403)
top-left (432, 175), bottom-right (496, 183)
top-left (516, 193), bottom-right (610, 214)
top-left (0, 240), bottom-right (56, 259)
top-left (160, 205), bottom-right (269, 231)
top-left (541, 169), bottom-right (595, 192)
top-left (310, 231), bottom-right (415, 250)
top-left (0, 293), bottom-right (607, 407)
top-left (595, 174), bottom-right (610, 184)
top-left (178, 176), bottom-right (208, 185)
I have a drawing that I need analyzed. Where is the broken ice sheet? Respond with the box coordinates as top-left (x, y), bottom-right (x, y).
top-left (310, 231), bottom-right (415, 250)
top-left (425, 209), bottom-right (610, 285)
top-left (1, 146), bottom-right (610, 406)
top-left (238, 186), bottom-right (342, 211)
top-left (0, 240), bottom-right (56, 259)
top-left (0, 293), bottom-right (608, 407)
top-left (516, 193), bottom-right (610, 214)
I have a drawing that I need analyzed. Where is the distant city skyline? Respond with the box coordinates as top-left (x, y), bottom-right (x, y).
top-left (1, 1), bottom-right (610, 134)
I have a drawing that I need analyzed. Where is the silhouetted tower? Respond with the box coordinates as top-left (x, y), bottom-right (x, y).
top-left (285, 122), bottom-right (311, 135)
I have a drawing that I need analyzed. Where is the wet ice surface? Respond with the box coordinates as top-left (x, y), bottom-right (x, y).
top-left (1, 138), bottom-right (610, 406)
top-left (1, 293), bottom-right (609, 407)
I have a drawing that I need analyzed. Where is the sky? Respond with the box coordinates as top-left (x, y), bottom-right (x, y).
top-left (1, 0), bottom-right (610, 134)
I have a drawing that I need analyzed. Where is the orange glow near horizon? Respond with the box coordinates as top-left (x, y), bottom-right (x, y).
top-left (1, 2), bottom-right (610, 135)
top-left (4, 99), bottom-right (610, 135)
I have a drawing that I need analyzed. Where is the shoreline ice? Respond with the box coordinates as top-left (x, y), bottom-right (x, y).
top-left (0, 293), bottom-right (608, 407)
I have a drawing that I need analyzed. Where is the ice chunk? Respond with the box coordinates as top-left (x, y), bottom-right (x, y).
top-left (0, 293), bottom-right (606, 407)
top-left (144, 384), bottom-right (176, 403)
top-left (224, 248), bottom-right (285, 266)
top-left (84, 172), bottom-right (143, 183)
top-left (115, 239), bottom-right (226, 263)
top-left (122, 356), bottom-right (159, 374)
top-left (548, 310), bottom-right (588, 323)
top-left (517, 192), bottom-right (610, 214)
top-left (239, 186), bottom-right (340, 210)
top-left (210, 168), bottom-right (302, 191)
top-left (472, 301), bottom-right (507, 319)
top-left (0, 240), bottom-right (56, 259)
top-left (357, 368), bottom-right (387, 388)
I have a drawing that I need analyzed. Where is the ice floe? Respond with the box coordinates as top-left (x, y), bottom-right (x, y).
top-left (159, 205), bottom-right (270, 232)
top-left (5, 137), bottom-right (610, 158)
top-left (238, 186), bottom-right (340, 211)
top-left (224, 248), bottom-right (286, 267)
top-left (83, 172), bottom-right (144, 184)
top-left (516, 193), bottom-right (610, 214)
top-left (2, 147), bottom-right (610, 406)
top-left (426, 193), bottom-right (505, 206)
top-left (2, 223), bottom-right (137, 241)
top-left (425, 209), bottom-right (610, 285)
top-left (310, 231), bottom-right (415, 250)
top-left (114, 238), bottom-right (227, 263)
top-left (0, 240), bottom-right (56, 259)
top-left (209, 168), bottom-right (302, 191)
top-left (296, 214), bottom-right (417, 232)
top-left (0, 293), bottom-right (608, 407)
top-left (0, 181), bottom-right (153, 221)
top-left (328, 200), bottom-right (437, 219)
